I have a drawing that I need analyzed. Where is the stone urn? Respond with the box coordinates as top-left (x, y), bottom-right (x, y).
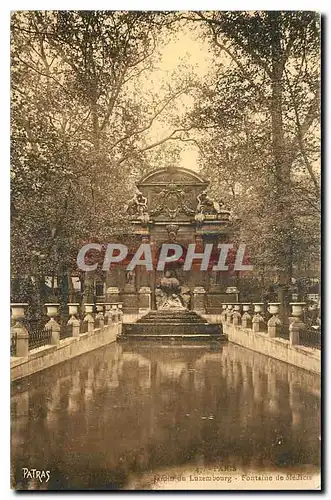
top-left (11, 303), bottom-right (28, 322)
top-left (68, 303), bottom-right (79, 317)
top-left (45, 303), bottom-right (60, 318)
top-left (289, 302), bottom-right (306, 318)
top-left (84, 304), bottom-right (94, 314)
top-left (267, 303), bottom-right (280, 315)
top-left (253, 303), bottom-right (264, 314)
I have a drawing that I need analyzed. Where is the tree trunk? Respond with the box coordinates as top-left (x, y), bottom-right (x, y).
top-left (269, 12), bottom-right (292, 321)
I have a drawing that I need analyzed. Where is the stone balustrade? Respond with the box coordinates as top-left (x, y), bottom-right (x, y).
top-left (10, 301), bottom-right (123, 358)
top-left (219, 301), bottom-right (320, 351)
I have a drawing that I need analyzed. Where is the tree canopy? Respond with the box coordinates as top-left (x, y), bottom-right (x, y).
top-left (11, 10), bottom-right (320, 303)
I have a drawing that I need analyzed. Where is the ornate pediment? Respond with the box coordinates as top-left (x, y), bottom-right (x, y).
top-left (126, 166), bottom-right (232, 226)
top-left (137, 167), bottom-right (208, 188)
top-left (135, 167), bottom-right (208, 222)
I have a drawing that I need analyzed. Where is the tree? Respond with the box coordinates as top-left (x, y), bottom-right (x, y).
top-left (182, 11), bottom-right (320, 304)
top-left (10, 10), bottom-right (197, 303)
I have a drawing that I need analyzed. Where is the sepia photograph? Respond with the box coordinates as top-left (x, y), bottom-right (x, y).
top-left (10, 10), bottom-right (321, 491)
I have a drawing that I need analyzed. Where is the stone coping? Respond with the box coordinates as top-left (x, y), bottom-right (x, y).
top-left (10, 328), bottom-right (104, 369)
top-left (223, 323), bottom-right (320, 374)
top-left (246, 328), bottom-right (321, 361)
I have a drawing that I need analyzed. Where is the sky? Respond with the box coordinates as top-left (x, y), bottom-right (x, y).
top-left (134, 22), bottom-right (219, 173)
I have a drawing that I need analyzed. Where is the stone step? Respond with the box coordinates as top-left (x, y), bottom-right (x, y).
top-left (119, 334), bottom-right (227, 342)
top-left (138, 319), bottom-right (205, 324)
top-left (138, 311), bottom-right (203, 320)
top-left (123, 323), bottom-right (222, 336)
top-left (122, 309), bottom-right (223, 339)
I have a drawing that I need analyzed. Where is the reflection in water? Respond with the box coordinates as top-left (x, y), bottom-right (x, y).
top-left (11, 341), bottom-right (320, 490)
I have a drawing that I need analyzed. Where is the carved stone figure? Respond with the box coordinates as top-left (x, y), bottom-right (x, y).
top-left (180, 286), bottom-right (191, 309)
top-left (196, 190), bottom-right (223, 216)
top-left (155, 270), bottom-right (191, 310)
top-left (126, 190), bottom-right (149, 223)
top-left (125, 270), bottom-right (135, 285)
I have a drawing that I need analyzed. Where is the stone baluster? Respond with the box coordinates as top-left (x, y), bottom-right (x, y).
top-left (232, 303), bottom-right (242, 326)
top-left (45, 303), bottom-right (61, 345)
top-left (289, 302), bottom-right (306, 346)
top-left (84, 304), bottom-right (95, 333)
top-left (67, 303), bottom-right (80, 337)
top-left (11, 303), bottom-right (29, 357)
top-left (220, 304), bottom-right (227, 323)
top-left (252, 303), bottom-right (265, 333)
top-left (267, 303), bottom-right (281, 338)
top-left (96, 303), bottom-right (105, 330)
top-left (226, 304), bottom-right (234, 324)
top-left (241, 303), bottom-right (252, 329)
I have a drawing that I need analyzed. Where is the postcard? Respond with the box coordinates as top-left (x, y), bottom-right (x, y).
top-left (10, 10), bottom-right (321, 491)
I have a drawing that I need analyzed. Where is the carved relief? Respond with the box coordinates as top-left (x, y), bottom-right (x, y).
top-left (165, 224), bottom-right (179, 242)
top-left (150, 182), bottom-right (195, 219)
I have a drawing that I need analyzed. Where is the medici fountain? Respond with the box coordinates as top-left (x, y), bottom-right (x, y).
top-left (97, 166), bottom-right (239, 340)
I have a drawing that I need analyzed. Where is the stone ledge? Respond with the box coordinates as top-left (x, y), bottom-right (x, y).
top-left (57, 337), bottom-right (78, 349)
top-left (28, 344), bottom-right (58, 359)
top-left (224, 323), bottom-right (320, 374)
top-left (11, 324), bottom-right (119, 382)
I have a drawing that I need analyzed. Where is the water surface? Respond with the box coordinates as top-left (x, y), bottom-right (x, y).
top-left (11, 341), bottom-right (320, 490)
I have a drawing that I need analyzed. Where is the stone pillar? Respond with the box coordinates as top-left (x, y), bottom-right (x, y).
top-left (226, 303), bottom-right (234, 324)
top-left (232, 303), bottom-right (242, 326)
top-left (138, 286), bottom-right (151, 315)
top-left (84, 304), bottom-right (95, 333)
top-left (67, 303), bottom-right (80, 337)
top-left (104, 303), bottom-right (111, 325)
top-left (45, 303), bottom-right (61, 345)
top-left (241, 303), bottom-right (252, 329)
top-left (96, 303), bottom-right (105, 330)
top-left (252, 303), bottom-right (265, 333)
top-left (289, 302), bottom-right (306, 346)
top-left (193, 286), bottom-right (206, 314)
top-left (11, 303), bottom-right (29, 357)
top-left (220, 304), bottom-right (227, 323)
top-left (267, 303), bottom-right (281, 338)
top-left (111, 304), bottom-right (119, 322)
